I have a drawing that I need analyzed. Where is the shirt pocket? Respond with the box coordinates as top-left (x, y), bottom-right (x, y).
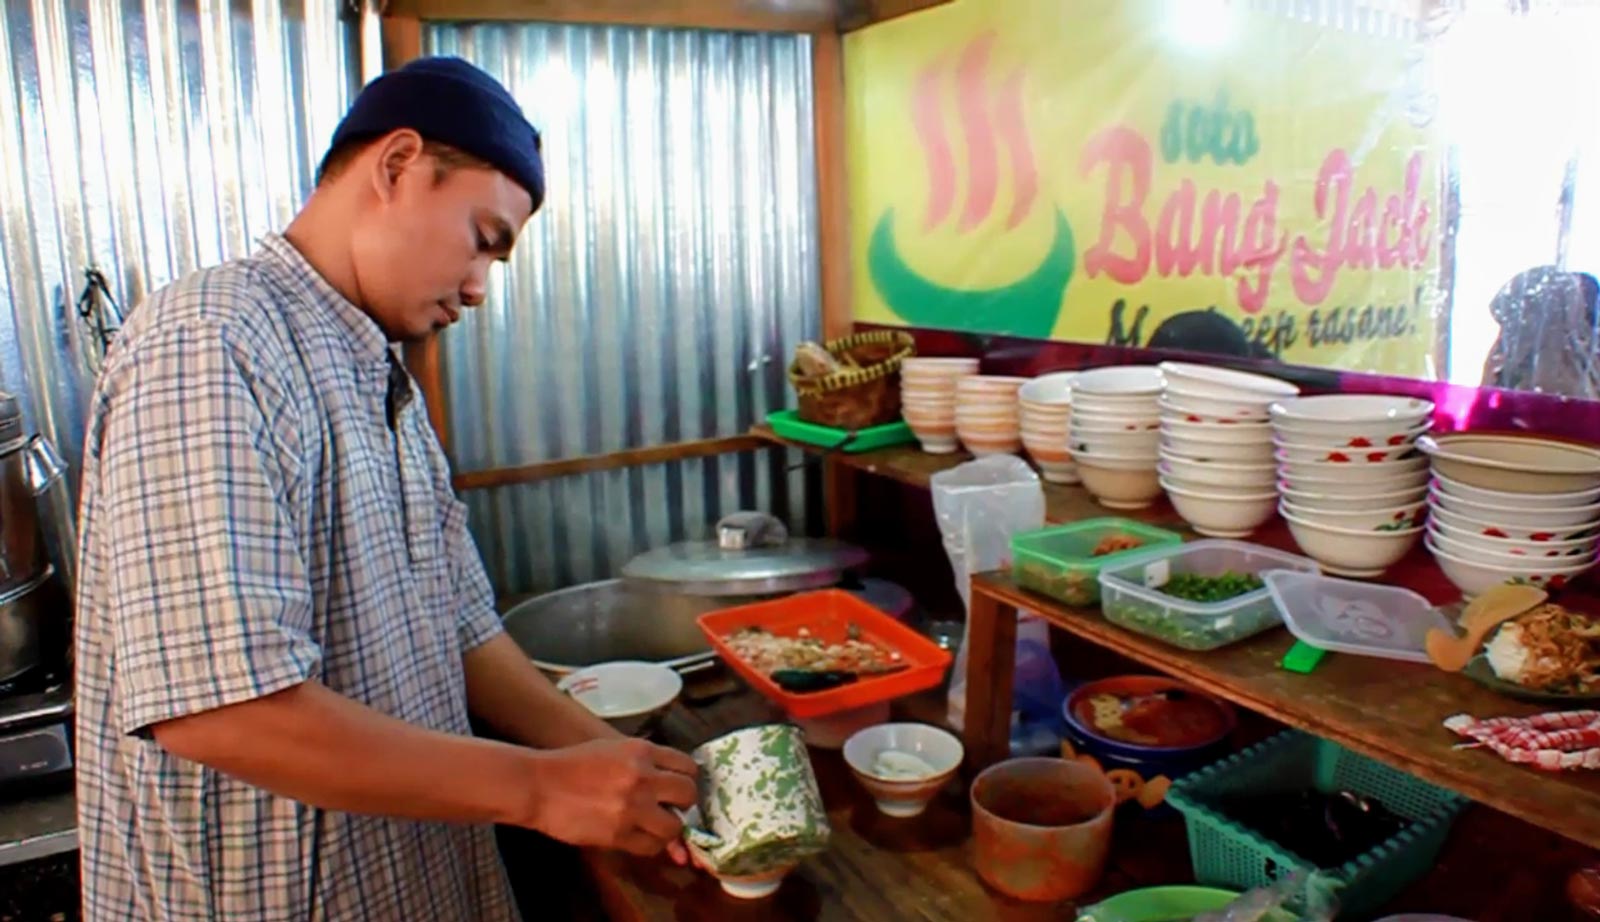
top-left (397, 412), bottom-right (443, 564)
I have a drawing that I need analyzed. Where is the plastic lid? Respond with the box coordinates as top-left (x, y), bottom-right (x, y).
top-left (1262, 570), bottom-right (1451, 663)
top-left (621, 536), bottom-right (869, 596)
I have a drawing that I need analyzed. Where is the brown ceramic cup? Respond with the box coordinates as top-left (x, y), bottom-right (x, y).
top-left (969, 757), bottom-right (1115, 902)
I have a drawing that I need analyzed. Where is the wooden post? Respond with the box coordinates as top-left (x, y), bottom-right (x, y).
top-left (811, 28), bottom-right (859, 538)
top-left (962, 584), bottom-right (1017, 775)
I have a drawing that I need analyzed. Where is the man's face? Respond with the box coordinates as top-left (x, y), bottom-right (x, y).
top-left (349, 149), bottom-right (534, 342)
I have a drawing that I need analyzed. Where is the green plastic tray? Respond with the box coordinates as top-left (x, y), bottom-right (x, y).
top-left (1166, 730), bottom-right (1466, 919)
top-left (766, 410), bottom-right (916, 453)
top-left (1010, 518), bottom-right (1185, 607)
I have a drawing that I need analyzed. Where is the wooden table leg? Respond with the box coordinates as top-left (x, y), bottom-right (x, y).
top-left (962, 582), bottom-right (1018, 775)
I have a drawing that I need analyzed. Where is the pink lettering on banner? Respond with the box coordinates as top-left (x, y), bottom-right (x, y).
top-left (1291, 150), bottom-right (1432, 305)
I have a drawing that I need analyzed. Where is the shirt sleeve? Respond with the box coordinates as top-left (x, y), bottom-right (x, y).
top-left (439, 490), bottom-right (504, 652)
top-left (98, 321), bottom-right (319, 737)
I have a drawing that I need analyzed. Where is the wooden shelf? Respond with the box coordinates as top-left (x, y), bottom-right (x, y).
top-left (755, 425), bottom-right (1600, 852)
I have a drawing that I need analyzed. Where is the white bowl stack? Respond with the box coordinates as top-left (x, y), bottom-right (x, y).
top-left (900, 358), bottom-right (979, 453)
top-left (1418, 433), bottom-right (1600, 597)
top-left (1269, 395), bottom-right (1434, 578)
top-left (1018, 372), bottom-right (1078, 484)
top-left (1069, 366), bottom-right (1164, 509)
top-left (955, 375), bottom-right (1028, 457)
top-left (1156, 362), bottom-right (1297, 538)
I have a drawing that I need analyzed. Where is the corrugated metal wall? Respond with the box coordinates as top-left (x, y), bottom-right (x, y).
top-left (0, 0), bottom-right (361, 579)
top-left (424, 23), bottom-right (821, 597)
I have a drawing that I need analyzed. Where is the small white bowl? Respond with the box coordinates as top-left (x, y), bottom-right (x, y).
top-left (1158, 454), bottom-right (1277, 491)
top-left (1072, 409), bottom-right (1161, 431)
top-left (1267, 422), bottom-right (1429, 452)
top-left (842, 723), bottom-right (964, 818)
top-left (1158, 361), bottom-right (1299, 401)
top-left (1276, 453), bottom-right (1430, 483)
top-left (1277, 470), bottom-right (1431, 497)
top-left (1280, 483), bottom-right (1429, 512)
top-left (1426, 519), bottom-right (1600, 562)
top-left (557, 661), bottom-right (683, 737)
top-left (1280, 498), bottom-right (1426, 532)
top-left (1158, 434), bottom-right (1276, 464)
top-left (1269, 395), bottom-right (1435, 432)
top-left (1280, 507), bottom-right (1423, 578)
top-left (1427, 501), bottom-right (1600, 545)
top-left (1072, 431), bottom-right (1161, 457)
top-left (1017, 372), bottom-right (1077, 405)
top-left (1160, 393), bottom-right (1271, 424)
top-left (1428, 483), bottom-right (1600, 530)
top-left (1273, 438), bottom-right (1422, 465)
top-left (1078, 457), bottom-right (1163, 510)
top-left (1161, 479), bottom-right (1278, 538)
top-left (1419, 433), bottom-right (1600, 495)
top-left (1426, 537), bottom-right (1597, 597)
top-left (1072, 365), bottom-right (1164, 397)
top-left (1431, 472), bottom-right (1600, 510)
top-left (902, 357), bottom-right (980, 375)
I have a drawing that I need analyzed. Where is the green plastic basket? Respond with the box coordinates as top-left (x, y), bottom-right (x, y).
top-left (1167, 731), bottom-right (1466, 919)
top-left (766, 410), bottom-right (916, 453)
top-left (1010, 518), bottom-right (1185, 607)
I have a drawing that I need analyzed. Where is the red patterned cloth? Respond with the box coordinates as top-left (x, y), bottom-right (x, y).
top-left (1444, 711), bottom-right (1600, 770)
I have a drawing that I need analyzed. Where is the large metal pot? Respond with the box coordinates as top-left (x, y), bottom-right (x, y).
top-left (501, 579), bottom-right (781, 677)
top-left (0, 567), bottom-right (58, 683)
top-left (0, 393), bottom-right (66, 593)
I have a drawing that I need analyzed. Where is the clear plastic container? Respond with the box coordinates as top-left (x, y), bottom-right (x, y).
top-left (1097, 540), bottom-right (1320, 651)
top-left (1260, 571), bottom-right (1452, 663)
top-left (1011, 518), bottom-right (1184, 607)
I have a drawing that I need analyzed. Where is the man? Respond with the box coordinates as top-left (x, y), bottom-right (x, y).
top-left (74, 57), bottom-right (698, 921)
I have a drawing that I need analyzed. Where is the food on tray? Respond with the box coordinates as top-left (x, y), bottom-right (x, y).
top-left (1093, 533), bottom-right (1145, 556)
top-left (1216, 788), bottom-right (1407, 867)
top-left (1485, 603), bottom-right (1600, 694)
top-left (1156, 571), bottom-right (1265, 603)
top-left (1016, 559), bottom-right (1099, 606)
top-left (872, 749), bottom-right (938, 780)
top-left (725, 625), bottom-right (903, 694)
top-left (1073, 689), bottom-right (1231, 748)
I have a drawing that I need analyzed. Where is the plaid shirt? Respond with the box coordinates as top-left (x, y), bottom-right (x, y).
top-left (74, 235), bottom-right (520, 922)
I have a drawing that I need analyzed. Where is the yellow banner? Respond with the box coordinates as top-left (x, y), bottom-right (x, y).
top-left (846, 0), bottom-right (1442, 377)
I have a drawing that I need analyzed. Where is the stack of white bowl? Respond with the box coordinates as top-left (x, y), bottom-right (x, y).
top-left (1156, 362), bottom-right (1297, 538)
top-left (1270, 395), bottom-right (1434, 578)
top-left (1018, 372), bottom-right (1078, 484)
top-left (1069, 366), bottom-right (1164, 509)
top-left (900, 358), bottom-right (979, 453)
top-left (1419, 433), bottom-right (1600, 597)
top-left (955, 376), bottom-right (1028, 457)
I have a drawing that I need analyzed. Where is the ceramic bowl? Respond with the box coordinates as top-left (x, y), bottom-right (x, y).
top-left (842, 723), bottom-right (964, 818)
top-left (557, 661), bottom-right (683, 737)
top-left (1072, 365), bottom-right (1164, 397)
top-left (1426, 500), bottom-right (1600, 545)
top-left (1431, 471), bottom-right (1600, 510)
top-left (1280, 507), bottom-right (1423, 577)
top-left (1160, 416), bottom-right (1272, 437)
top-left (1269, 394), bottom-right (1435, 436)
top-left (901, 357), bottom-right (979, 376)
top-left (1418, 433), bottom-right (1600, 494)
top-left (902, 393), bottom-right (957, 409)
top-left (1426, 520), bottom-right (1600, 563)
top-left (1426, 537), bottom-right (1597, 597)
top-left (1073, 409), bottom-right (1162, 431)
top-left (1158, 434), bottom-right (1276, 464)
top-left (956, 375), bottom-right (1029, 397)
top-left (1017, 372), bottom-right (1077, 405)
top-left (1071, 429), bottom-right (1160, 457)
top-left (1077, 456), bottom-right (1164, 510)
top-left (1279, 498), bottom-right (1426, 532)
top-left (1161, 479), bottom-right (1278, 538)
top-left (1279, 483), bottom-right (1430, 512)
top-left (1428, 482), bottom-right (1600, 528)
top-left (682, 808), bottom-right (798, 900)
top-left (961, 437), bottom-right (1023, 458)
top-left (1158, 361), bottom-right (1299, 401)
top-left (1276, 470), bottom-right (1430, 497)
top-left (1157, 454), bottom-right (1276, 491)
top-left (1273, 438), bottom-right (1421, 465)
top-left (1275, 453), bottom-right (1430, 484)
top-left (1268, 421), bottom-right (1430, 452)
top-left (1159, 393), bottom-right (1271, 424)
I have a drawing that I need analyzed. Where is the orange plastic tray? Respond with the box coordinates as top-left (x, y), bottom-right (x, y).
top-left (697, 589), bottom-right (954, 719)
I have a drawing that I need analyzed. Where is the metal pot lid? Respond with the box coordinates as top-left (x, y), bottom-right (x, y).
top-left (621, 536), bottom-right (869, 596)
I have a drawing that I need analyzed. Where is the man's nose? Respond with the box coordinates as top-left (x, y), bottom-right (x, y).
top-left (461, 270), bottom-right (488, 307)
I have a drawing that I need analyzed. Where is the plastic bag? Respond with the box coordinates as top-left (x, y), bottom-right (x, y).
top-left (930, 455), bottom-right (1059, 734)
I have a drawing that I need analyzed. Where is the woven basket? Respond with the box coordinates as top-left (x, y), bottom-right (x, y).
top-left (789, 331), bottom-right (916, 430)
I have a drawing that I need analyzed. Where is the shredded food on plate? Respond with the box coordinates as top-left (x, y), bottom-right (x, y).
top-left (725, 625), bottom-right (901, 676)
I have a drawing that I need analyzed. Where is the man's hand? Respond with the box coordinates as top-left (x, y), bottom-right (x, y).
top-left (524, 738), bottom-right (699, 858)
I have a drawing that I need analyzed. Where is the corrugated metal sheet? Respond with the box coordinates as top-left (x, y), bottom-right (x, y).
top-left (0, 0), bottom-right (360, 580)
top-left (424, 23), bottom-right (821, 596)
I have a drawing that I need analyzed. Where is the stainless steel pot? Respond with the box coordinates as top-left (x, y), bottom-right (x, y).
top-left (0, 567), bottom-right (57, 682)
top-left (0, 392), bottom-right (65, 593)
top-left (501, 579), bottom-right (781, 677)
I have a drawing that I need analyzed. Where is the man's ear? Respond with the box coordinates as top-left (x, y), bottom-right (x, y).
top-left (369, 128), bottom-right (426, 204)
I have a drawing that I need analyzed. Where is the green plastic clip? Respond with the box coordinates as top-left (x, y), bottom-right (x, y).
top-left (1280, 640), bottom-right (1328, 674)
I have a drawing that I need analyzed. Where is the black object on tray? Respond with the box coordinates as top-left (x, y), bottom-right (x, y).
top-left (1216, 789), bottom-right (1408, 867)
